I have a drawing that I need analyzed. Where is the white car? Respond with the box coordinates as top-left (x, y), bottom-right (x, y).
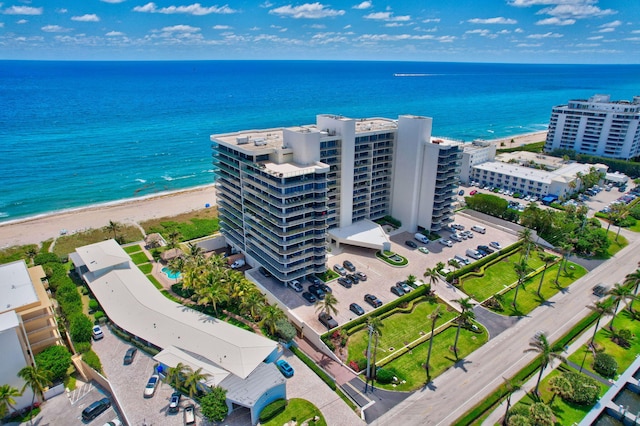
top-left (439, 239), bottom-right (453, 247)
top-left (103, 420), bottom-right (123, 426)
top-left (490, 241), bottom-right (503, 250)
top-left (92, 325), bottom-right (104, 341)
top-left (143, 375), bottom-right (159, 398)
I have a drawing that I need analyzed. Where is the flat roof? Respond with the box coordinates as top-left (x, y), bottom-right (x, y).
top-left (329, 220), bottom-right (390, 250)
top-left (75, 240), bottom-right (130, 273)
top-left (0, 310), bottom-right (20, 332)
top-left (0, 260), bottom-right (38, 314)
top-left (76, 240), bottom-right (277, 380)
top-left (473, 161), bottom-right (598, 184)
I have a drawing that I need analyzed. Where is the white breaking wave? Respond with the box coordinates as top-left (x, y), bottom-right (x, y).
top-left (135, 178), bottom-right (147, 183)
top-left (0, 212), bottom-right (8, 218)
top-left (162, 174), bottom-right (197, 181)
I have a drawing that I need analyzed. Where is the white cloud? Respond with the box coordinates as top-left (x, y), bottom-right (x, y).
top-left (536, 17), bottom-right (575, 25)
top-left (106, 31), bottom-right (125, 36)
top-left (539, 4), bottom-right (616, 19)
top-left (3, 6), bottom-right (43, 15)
top-left (438, 35), bottom-right (455, 43)
top-left (510, 0), bottom-right (596, 6)
top-left (517, 42), bottom-right (542, 47)
top-left (385, 22), bottom-right (404, 28)
top-left (352, 1), bottom-right (372, 9)
top-left (260, 1), bottom-right (273, 8)
top-left (363, 11), bottom-right (410, 22)
top-left (632, 30), bottom-right (640, 34)
top-left (467, 17), bottom-right (517, 25)
top-left (159, 24), bottom-right (201, 33)
top-left (309, 23), bottom-right (325, 29)
top-left (466, 29), bottom-right (490, 35)
top-left (102, 0), bottom-right (126, 3)
top-left (212, 24), bottom-right (232, 30)
top-left (515, 28), bottom-right (524, 33)
top-left (57, 9), bottom-right (68, 14)
top-left (527, 32), bottom-right (563, 38)
top-left (72, 14), bottom-right (100, 22)
top-left (133, 2), bottom-right (236, 15)
top-left (587, 35), bottom-right (603, 40)
top-left (270, 3), bottom-right (345, 19)
top-left (422, 18), bottom-right (440, 23)
top-left (0, 22), bottom-right (3, 28)
top-left (599, 20), bottom-right (621, 29)
top-left (17, 19), bottom-right (27, 24)
top-left (41, 25), bottom-right (72, 33)
top-left (623, 37), bottom-right (640, 41)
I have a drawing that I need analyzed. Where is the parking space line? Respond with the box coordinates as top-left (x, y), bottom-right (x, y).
top-left (68, 382), bottom-right (95, 405)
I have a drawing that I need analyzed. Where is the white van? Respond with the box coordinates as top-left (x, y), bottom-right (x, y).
top-left (230, 259), bottom-right (246, 269)
top-left (466, 249), bottom-right (483, 260)
top-left (414, 233), bottom-right (430, 244)
top-left (471, 225), bottom-right (486, 234)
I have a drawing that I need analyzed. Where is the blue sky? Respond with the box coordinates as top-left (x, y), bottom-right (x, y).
top-left (0, 0), bottom-right (638, 62)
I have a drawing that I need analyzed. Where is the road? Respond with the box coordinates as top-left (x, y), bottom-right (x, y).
top-left (371, 229), bottom-right (640, 426)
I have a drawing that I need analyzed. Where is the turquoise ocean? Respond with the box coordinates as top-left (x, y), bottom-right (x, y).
top-left (1, 60), bottom-right (640, 223)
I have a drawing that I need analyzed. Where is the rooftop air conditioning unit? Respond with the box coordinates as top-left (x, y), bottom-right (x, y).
top-left (254, 138), bottom-right (267, 146)
top-left (236, 136), bottom-right (249, 145)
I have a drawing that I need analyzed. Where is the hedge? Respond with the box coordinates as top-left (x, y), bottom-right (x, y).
top-left (259, 399), bottom-right (287, 422)
top-left (447, 240), bottom-right (524, 283)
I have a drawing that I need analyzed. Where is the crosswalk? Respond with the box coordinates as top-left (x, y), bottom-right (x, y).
top-left (67, 382), bottom-right (95, 405)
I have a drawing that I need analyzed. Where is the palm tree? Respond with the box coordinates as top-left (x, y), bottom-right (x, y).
top-left (608, 283), bottom-right (633, 330)
top-left (196, 284), bottom-right (228, 314)
top-left (547, 375), bottom-right (572, 405)
top-left (165, 362), bottom-right (189, 390)
top-left (183, 367), bottom-right (210, 398)
top-left (425, 306), bottom-right (442, 379)
top-left (587, 301), bottom-right (615, 346)
top-left (25, 247), bottom-right (38, 266)
top-left (104, 220), bottom-right (121, 240)
top-left (554, 243), bottom-right (572, 285)
top-left (536, 253), bottom-right (557, 297)
top-left (406, 274), bottom-right (417, 287)
top-left (315, 293), bottom-right (339, 317)
top-left (512, 258), bottom-right (530, 309)
top-left (624, 269), bottom-right (640, 312)
top-left (0, 384), bottom-right (22, 418)
top-left (448, 259), bottom-right (461, 269)
top-left (260, 304), bottom-right (285, 336)
top-left (368, 316), bottom-right (383, 382)
top-left (523, 332), bottom-right (565, 396)
top-left (423, 267), bottom-right (440, 292)
top-left (518, 228), bottom-right (534, 262)
top-left (453, 310), bottom-right (475, 359)
top-left (18, 365), bottom-right (52, 425)
top-left (239, 289), bottom-right (266, 321)
top-left (167, 230), bottom-right (182, 249)
top-left (606, 202), bottom-right (625, 233)
top-left (501, 377), bottom-right (521, 426)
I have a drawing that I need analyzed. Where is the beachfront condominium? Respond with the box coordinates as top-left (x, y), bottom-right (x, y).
top-left (544, 94), bottom-right (640, 160)
top-left (211, 114), bottom-right (462, 283)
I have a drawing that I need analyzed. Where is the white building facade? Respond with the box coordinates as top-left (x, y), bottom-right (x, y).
top-left (544, 94), bottom-right (640, 160)
top-left (211, 114), bottom-right (462, 282)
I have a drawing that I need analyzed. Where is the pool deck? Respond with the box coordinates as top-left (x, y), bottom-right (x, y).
top-left (579, 354), bottom-right (640, 425)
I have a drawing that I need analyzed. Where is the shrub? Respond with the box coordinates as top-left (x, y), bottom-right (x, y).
top-left (34, 345), bottom-right (72, 382)
top-left (69, 314), bottom-right (94, 343)
top-left (200, 386), bottom-right (228, 422)
top-left (259, 399), bottom-right (287, 422)
top-left (74, 342), bottom-right (91, 354)
top-left (82, 349), bottom-right (102, 373)
top-left (376, 368), bottom-right (395, 384)
top-left (275, 319), bottom-right (297, 342)
top-left (88, 299), bottom-right (100, 312)
top-left (593, 352), bottom-right (618, 378)
top-left (563, 371), bottom-right (599, 406)
top-left (34, 252), bottom-right (61, 266)
top-left (93, 311), bottom-right (105, 322)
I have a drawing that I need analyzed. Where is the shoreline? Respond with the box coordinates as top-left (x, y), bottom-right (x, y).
top-left (0, 130), bottom-right (548, 249)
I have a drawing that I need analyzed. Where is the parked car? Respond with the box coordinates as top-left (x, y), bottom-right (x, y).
top-left (439, 239), bottom-right (453, 247)
top-left (308, 284), bottom-right (325, 299)
top-left (319, 283), bottom-right (332, 294)
top-left (337, 277), bottom-right (352, 288)
top-left (168, 391), bottom-right (181, 413)
top-left (405, 240), bottom-right (418, 248)
top-left (450, 233), bottom-right (462, 242)
top-left (276, 359), bottom-right (294, 378)
top-left (343, 260), bottom-right (356, 272)
top-left (230, 258), bottom-right (245, 269)
top-left (355, 271), bottom-right (367, 281)
top-left (102, 420), bottom-right (122, 426)
top-left (490, 241), bottom-right (503, 249)
top-left (418, 247), bottom-right (430, 254)
top-left (451, 223), bottom-right (465, 230)
top-left (477, 245), bottom-right (494, 254)
top-left (92, 325), bottom-right (104, 341)
top-left (397, 281), bottom-right (412, 293)
top-left (184, 404), bottom-right (196, 425)
top-left (364, 294), bottom-right (383, 308)
top-left (302, 292), bottom-right (317, 303)
top-left (333, 264), bottom-right (347, 276)
top-left (82, 398), bottom-right (111, 421)
top-left (123, 347), bottom-right (137, 365)
top-left (462, 230), bottom-right (474, 239)
top-left (390, 286), bottom-right (405, 296)
top-left (458, 189), bottom-right (465, 196)
top-left (308, 276), bottom-right (322, 286)
top-left (289, 280), bottom-right (303, 292)
top-left (347, 273), bottom-right (359, 284)
top-left (414, 233), bottom-right (430, 244)
top-left (470, 189), bottom-right (477, 195)
top-left (349, 303), bottom-right (365, 316)
top-left (144, 375), bottom-right (160, 398)
top-left (318, 312), bottom-right (339, 329)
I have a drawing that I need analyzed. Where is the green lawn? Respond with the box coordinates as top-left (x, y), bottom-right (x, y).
top-left (603, 230), bottom-right (628, 258)
top-left (130, 251), bottom-right (150, 265)
top-left (317, 270), bottom-right (339, 282)
top-left (347, 300), bottom-right (457, 365)
top-left (52, 226), bottom-right (144, 256)
top-left (124, 244), bottom-right (142, 254)
top-left (509, 368), bottom-right (607, 426)
top-left (138, 264), bottom-right (153, 274)
top-left (374, 324), bottom-right (488, 391)
top-left (496, 262), bottom-right (587, 316)
top-left (262, 398), bottom-right (326, 426)
top-left (567, 310), bottom-right (640, 378)
top-left (461, 251), bottom-right (546, 302)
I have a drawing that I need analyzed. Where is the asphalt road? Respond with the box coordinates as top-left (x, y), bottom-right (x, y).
top-left (371, 228), bottom-right (640, 426)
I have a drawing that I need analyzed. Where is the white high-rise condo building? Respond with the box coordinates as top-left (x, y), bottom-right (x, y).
top-left (544, 94), bottom-right (640, 160)
top-left (211, 114), bottom-right (462, 283)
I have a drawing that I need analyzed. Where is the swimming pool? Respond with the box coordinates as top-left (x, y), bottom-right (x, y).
top-left (161, 267), bottom-right (181, 280)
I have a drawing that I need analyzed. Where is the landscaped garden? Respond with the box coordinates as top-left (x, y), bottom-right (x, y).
top-left (260, 398), bottom-right (326, 426)
top-left (375, 250), bottom-right (408, 266)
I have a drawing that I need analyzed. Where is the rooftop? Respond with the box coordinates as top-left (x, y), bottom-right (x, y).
top-left (0, 260), bottom-right (38, 314)
top-left (328, 219), bottom-right (390, 250)
top-left (74, 240), bottom-right (278, 380)
top-left (473, 160), bottom-right (600, 184)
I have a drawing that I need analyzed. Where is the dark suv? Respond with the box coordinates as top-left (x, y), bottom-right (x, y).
top-left (309, 284), bottom-right (326, 299)
top-left (364, 294), bottom-right (383, 308)
top-left (81, 398), bottom-right (111, 421)
top-left (343, 260), bottom-right (356, 272)
top-left (318, 312), bottom-right (338, 329)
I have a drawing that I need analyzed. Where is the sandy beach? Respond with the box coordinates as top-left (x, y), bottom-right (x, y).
top-left (0, 131), bottom-right (547, 250)
top-left (0, 185), bottom-right (216, 249)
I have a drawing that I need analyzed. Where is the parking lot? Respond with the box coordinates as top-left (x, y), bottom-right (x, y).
top-left (254, 213), bottom-right (519, 334)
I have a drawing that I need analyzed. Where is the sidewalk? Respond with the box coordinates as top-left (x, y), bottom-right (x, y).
top-left (294, 336), bottom-right (358, 386)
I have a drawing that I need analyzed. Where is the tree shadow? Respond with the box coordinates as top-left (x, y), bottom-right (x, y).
top-left (452, 358), bottom-right (473, 373)
top-left (421, 379), bottom-right (437, 392)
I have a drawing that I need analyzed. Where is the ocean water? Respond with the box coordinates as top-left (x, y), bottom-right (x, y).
top-left (1, 60), bottom-right (640, 222)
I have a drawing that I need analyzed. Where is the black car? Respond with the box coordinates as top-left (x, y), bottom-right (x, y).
top-left (168, 391), bottom-right (181, 413)
top-left (477, 245), bottom-right (495, 255)
top-left (81, 398), bottom-right (111, 421)
top-left (592, 284), bottom-right (609, 297)
top-left (343, 260), bottom-right (356, 272)
top-left (356, 271), bottom-right (367, 281)
top-left (347, 274), bottom-right (360, 284)
top-left (390, 286), bottom-right (405, 296)
top-left (364, 294), bottom-right (383, 308)
top-left (405, 240), bottom-right (418, 248)
top-left (349, 303), bottom-right (365, 316)
top-left (308, 276), bottom-right (322, 286)
top-left (123, 347), bottom-right (137, 365)
top-left (337, 277), bottom-right (352, 288)
top-left (302, 292), bottom-right (317, 303)
top-left (309, 284), bottom-right (326, 299)
top-left (319, 283), bottom-right (332, 294)
top-left (318, 312), bottom-right (339, 329)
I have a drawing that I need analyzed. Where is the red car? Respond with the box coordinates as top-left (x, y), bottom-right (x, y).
top-left (470, 190), bottom-right (477, 195)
